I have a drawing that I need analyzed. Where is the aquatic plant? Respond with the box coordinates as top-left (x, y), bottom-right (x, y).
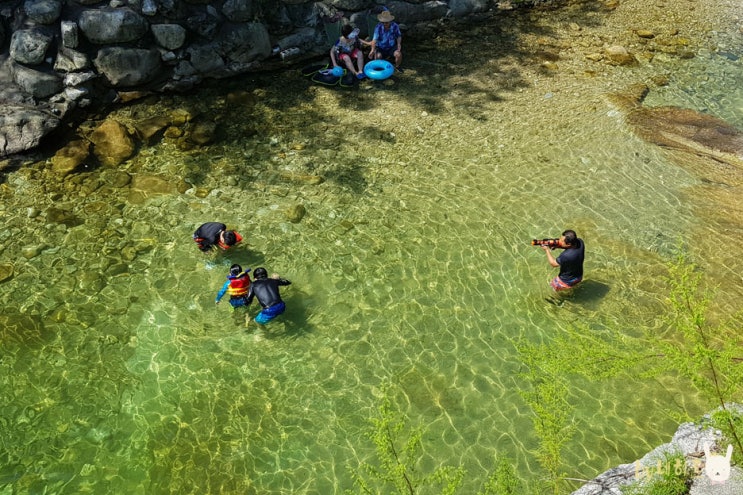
top-left (346, 384), bottom-right (526, 495)
top-left (517, 343), bottom-right (576, 495)
top-left (661, 250), bottom-right (743, 461)
top-left (620, 451), bottom-right (693, 495)
top-left (346, 386), bottom-right (464, 495)
top-left (520, 247), bottom-right (743, 481)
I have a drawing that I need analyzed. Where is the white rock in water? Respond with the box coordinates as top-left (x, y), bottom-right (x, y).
top-left (22, 245), bottom-right (42, 259)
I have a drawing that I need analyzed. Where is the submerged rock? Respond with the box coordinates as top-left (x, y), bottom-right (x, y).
top-left (89, 119), bottom-right (135, 167)
top-left (133, 115), bottom-right (172, 145)
top-left (51, 139), bottom-right (90, 175)
top-left (187, 121), bottom-right (217, 146)
top-left (279, 171), bottom-right (324, 185)
top-left (0, 262), bottom-right (13, 283)
top-left (605, 45), bottom-right (638, 66)
top-left (46, 206), bottom-right (82, 227)
top-left (128, 174), bottom-right (176, 204)
top-left (21, 245), bottom-right (44, 259)
top-left (285, 203), bottom-right (306, 223)
top-left (608, 83), bottom-right (743, 171)
top-left (0, 312), bottom-right (47, 345)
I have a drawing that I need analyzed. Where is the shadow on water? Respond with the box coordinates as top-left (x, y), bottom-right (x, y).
top-left (258, 288), bottom-right (314, 340)
top-left (108, 1), bottom-right (618, 193)
top-left (572, 279), bottom-right (611, 303)
top-left (544, 279), bottom-right (611, 312)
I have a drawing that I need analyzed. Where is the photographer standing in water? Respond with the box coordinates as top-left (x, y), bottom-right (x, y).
top-left (541, 229), bottom-right (585, 291)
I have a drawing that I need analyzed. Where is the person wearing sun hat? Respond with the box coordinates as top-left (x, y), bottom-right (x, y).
top-left (370, 8), bottom-right (403, 71)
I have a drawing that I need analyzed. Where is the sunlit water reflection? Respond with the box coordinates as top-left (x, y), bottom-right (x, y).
top-left (1, 1), bottom-right (742, 493)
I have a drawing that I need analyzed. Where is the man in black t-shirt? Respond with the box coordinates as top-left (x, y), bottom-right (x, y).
top-left (541, 229), bottom-right (585, 291)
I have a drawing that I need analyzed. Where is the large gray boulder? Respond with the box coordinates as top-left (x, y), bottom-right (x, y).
top-left (185, 44), bottom-right (225, 73)
top-left (185, 10), bottom-right (222, 40)
top-left (93, 47), bottom-right (162, 87)
top-left (219, 22), bottom-right (272, 64)
top-left (24, 0), bottom-right (63, 25)
top-left (328, 0), bottom-right (369, 11)
top-left (10, 62), bottom-right (64, 98)
top-left (79, 8), bottom-right (149, 44)
top-left (61, 21), bottom-right (79, 48)
top-left (151, 23), bottom-right (187, 50)
top-left (10, 29), bottom-right (53, 65)
top-left (385, 0), bottom-right (449, 23)
top-left (276, 27), bottom-right (318, 53)
top-left (142, 0), bottom-right (158, 16)
top-left (0, 106), bottom-right (60, 156)
top-left (54, 48), bottom-right (91, 73)
top-left (222, 0), bottom-right (257, 22)
top-left (448, 0), bottom-right (488, 17)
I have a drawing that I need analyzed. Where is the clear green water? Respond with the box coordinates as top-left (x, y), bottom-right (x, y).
top-left (1, 2), bottom-right (743, 494)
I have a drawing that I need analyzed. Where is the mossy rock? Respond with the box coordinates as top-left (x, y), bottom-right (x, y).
top-left (89, 119), bottom-right (136, 167)
top-left (51, 140), bottom-right (90, 176)
top-left (285, 204), bottom-right (306, 223)
top-left (0, 263), bottom-right (14, 283)
top-left (46, 207), bottom-right (82, 227)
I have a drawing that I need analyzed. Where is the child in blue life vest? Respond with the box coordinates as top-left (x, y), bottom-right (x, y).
top-left (215, 264), bottom-right (252, 308)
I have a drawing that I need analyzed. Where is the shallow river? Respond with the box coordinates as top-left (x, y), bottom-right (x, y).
top-left (1, 1), bottom-right (742, 493)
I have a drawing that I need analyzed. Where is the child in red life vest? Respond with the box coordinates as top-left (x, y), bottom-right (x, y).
top-left (215, 264), bottom-right (252, 308)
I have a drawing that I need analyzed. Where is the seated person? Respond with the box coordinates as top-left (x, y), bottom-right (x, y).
top-left (370, 9), bottom-right (402, 71)
top-left (331, 24), bottom-right (366, 79)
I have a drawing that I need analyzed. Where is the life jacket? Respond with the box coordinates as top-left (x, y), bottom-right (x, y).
top-left (227, 273), bottom-right (251, 297)
top-left (217, 232), bottom-right (244, 250)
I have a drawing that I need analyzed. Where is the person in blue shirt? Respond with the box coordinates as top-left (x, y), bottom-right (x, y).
top-left (541, 229), bottom-right (585, 291)
top-left (370, 9), bottom-right (402, 71)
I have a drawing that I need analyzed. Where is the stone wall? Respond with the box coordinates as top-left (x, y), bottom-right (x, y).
top-left (0, 0), bottom-right (504, 157)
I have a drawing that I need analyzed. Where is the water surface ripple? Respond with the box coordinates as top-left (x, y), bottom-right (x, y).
top-left (1, 1), bottom-right (742, 493)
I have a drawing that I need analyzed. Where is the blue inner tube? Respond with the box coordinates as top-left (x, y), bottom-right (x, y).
top-left (364, 60), bottom-right (394, 81)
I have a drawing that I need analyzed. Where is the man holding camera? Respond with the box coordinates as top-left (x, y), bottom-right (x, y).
top-left (542, 229), bottom-right (584, 291)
